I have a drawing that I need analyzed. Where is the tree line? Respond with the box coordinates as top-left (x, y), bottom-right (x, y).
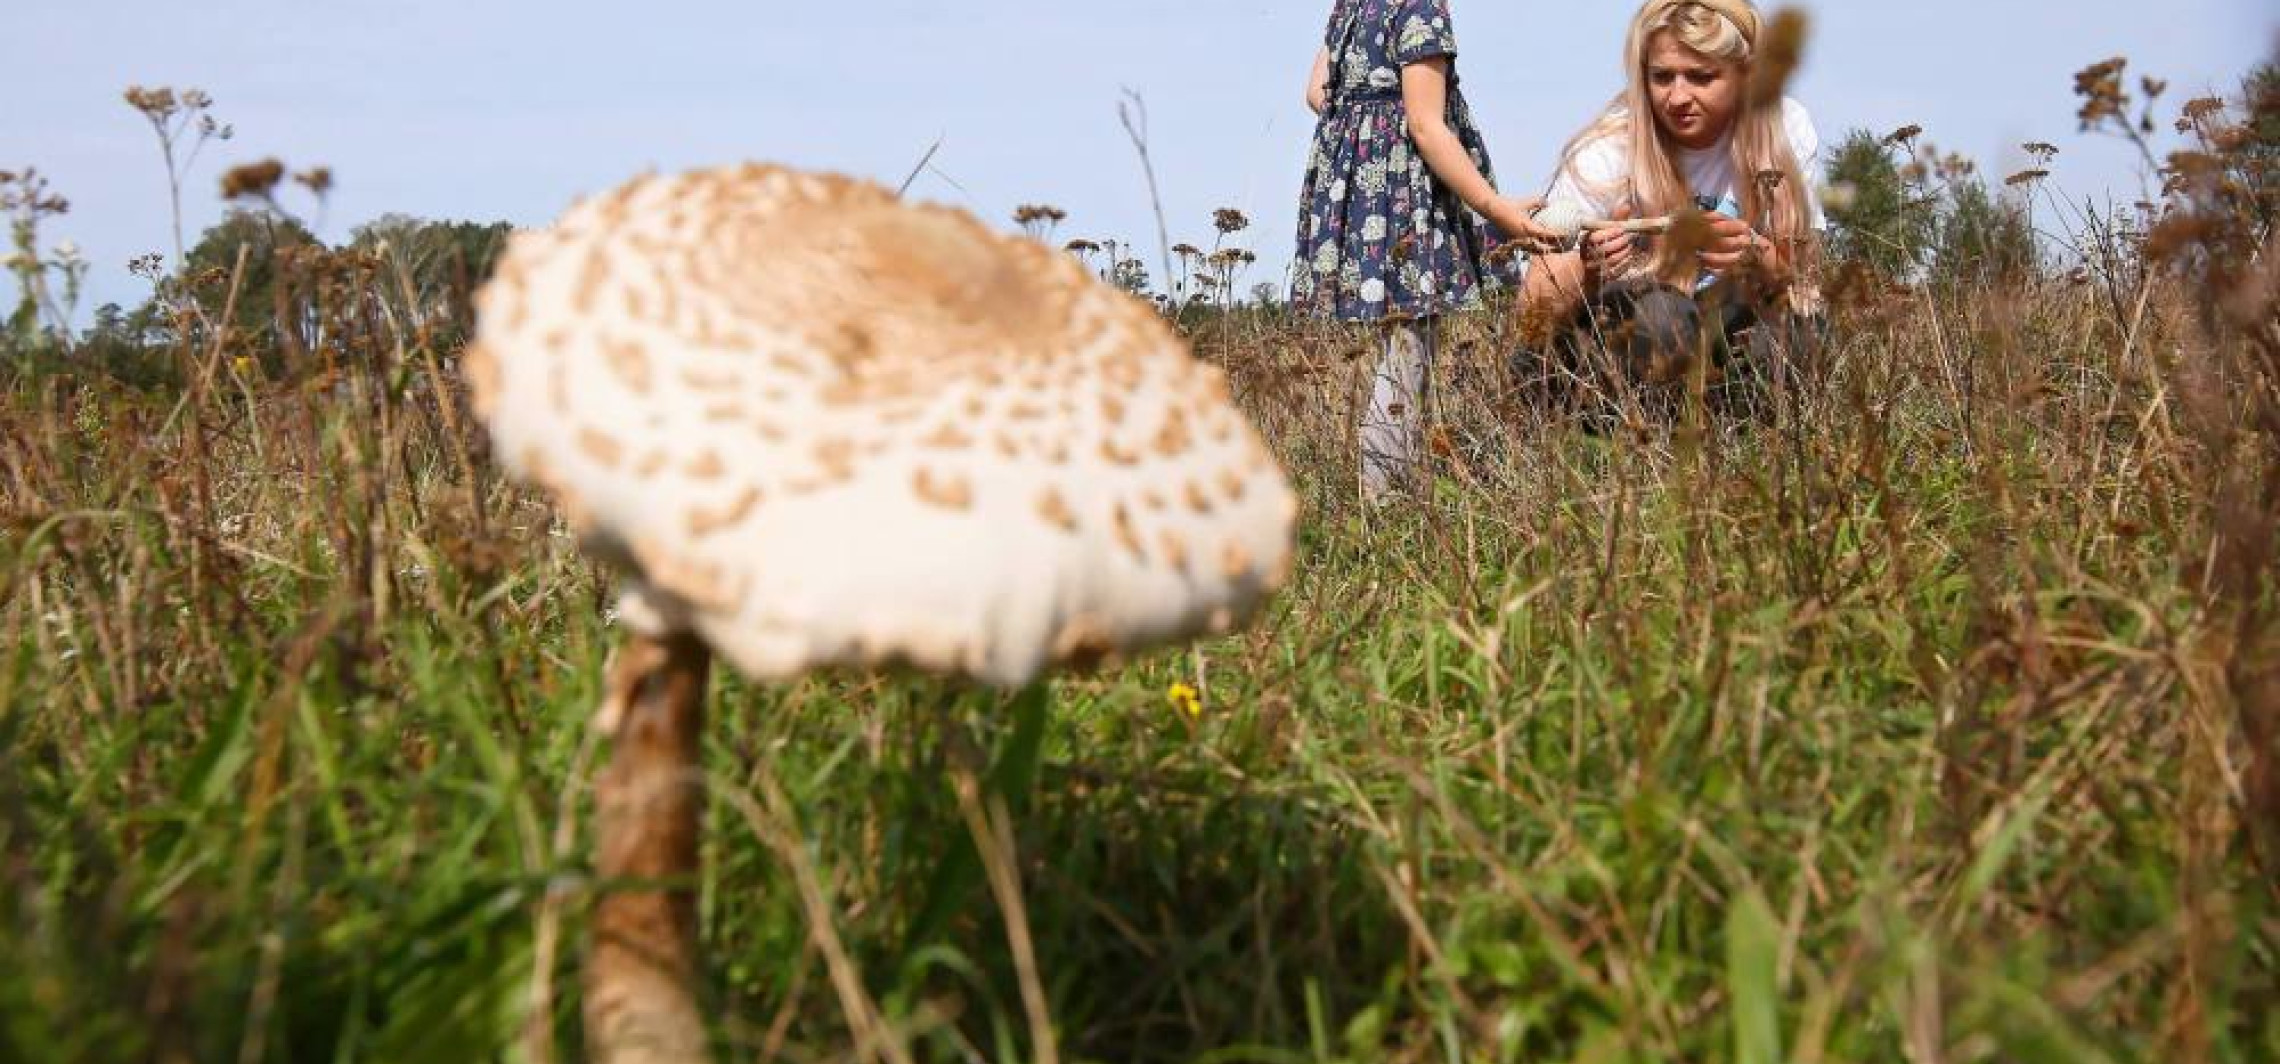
top-left (7, 60), bottom-right (2271, 391)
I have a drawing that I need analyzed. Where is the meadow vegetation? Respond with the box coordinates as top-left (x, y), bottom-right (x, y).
top-left (1, 59), bottom-right (2275, 1063)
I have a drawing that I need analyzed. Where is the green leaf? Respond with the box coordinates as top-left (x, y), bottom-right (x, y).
top-left (1727, 885), bottom-right (1783, 1064)
top-left (1958, 782), bottom-right (2054, 908)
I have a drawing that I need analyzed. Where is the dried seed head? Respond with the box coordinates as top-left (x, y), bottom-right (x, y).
top-left (220, 159), bottom-right (285, 201)
top-left (1745, 8), bottom-right (1809, 109)
top-left (295, 167), bottom-right (334, 197)
top-left (2074, 56), bottom-right (2130, 130)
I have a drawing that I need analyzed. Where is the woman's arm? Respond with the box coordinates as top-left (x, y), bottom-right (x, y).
top-left (1401, 59), bottom-right (1555, 247)
top-left (1399, 59), bottom-right (1499, 219)
top-left (1306, 47), bottom-right (1330, 115)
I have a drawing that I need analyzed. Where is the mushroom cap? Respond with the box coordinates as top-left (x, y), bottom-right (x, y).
top-left (1533, 202), bottom-right (1591, 244)
top-left (465, 164), bottom-right (1299, 687)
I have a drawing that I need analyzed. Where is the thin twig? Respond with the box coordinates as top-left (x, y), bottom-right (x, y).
top-left (894, 136), bottom-right (945, 199)
top-left (1117, 89), bottom-right (1175, 300)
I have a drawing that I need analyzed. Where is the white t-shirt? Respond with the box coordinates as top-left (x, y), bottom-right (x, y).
top-left (1543, 97), bottom-right (1825, 231)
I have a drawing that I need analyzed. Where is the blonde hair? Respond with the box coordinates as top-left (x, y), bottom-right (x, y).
top-left (1556, 0), bottom-right (1812, 285)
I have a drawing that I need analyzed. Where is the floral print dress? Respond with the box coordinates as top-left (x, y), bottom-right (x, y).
top-left (1292, 0), bottom-right (1505, 322)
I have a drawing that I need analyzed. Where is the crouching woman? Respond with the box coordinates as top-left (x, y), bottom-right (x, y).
top-left (1514, 0), bottom-right (1825, 414)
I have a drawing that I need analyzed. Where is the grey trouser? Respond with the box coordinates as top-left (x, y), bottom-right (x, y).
top-left (1359, 319), bottom-right (1436, 500)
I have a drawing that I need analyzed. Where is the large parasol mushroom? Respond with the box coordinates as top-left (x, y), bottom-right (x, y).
top-left (464, 163), bottom-right (1298, 1063)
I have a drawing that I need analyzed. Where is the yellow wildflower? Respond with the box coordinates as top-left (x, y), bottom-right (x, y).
top-left (1166, 681), bottom-right (1201, 720)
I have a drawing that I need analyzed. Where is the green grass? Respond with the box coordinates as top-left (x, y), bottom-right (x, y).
top-left (2, 272), bottom-right (2276, 1064)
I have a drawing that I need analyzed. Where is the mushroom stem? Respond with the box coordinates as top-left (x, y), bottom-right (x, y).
top-left (586, 631), bottom-right (715, 1064)
top-left (1580, 216), bottom-right (1674, 235)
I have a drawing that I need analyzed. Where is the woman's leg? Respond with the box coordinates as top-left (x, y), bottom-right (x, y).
top-left (1359, 317), bottom-right (1436, 501)
top-left (1554, 280), bottom-right (1700, 419)
top-left (1510, 280), bottom-right (1689, 424)
top-left (1709, 302), bottom-right (1825, 418)
top-left (1610, 284), bottom-right (1704, 385)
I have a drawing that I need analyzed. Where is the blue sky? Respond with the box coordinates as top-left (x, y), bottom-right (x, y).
top-left (5, 1), bottom-right (2274, 318)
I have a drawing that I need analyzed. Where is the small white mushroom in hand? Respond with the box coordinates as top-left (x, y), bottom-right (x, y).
top-left (1530, 202), bottom-right (1676, 250)
top-left (1531, 202), bottom-right (1594, 247)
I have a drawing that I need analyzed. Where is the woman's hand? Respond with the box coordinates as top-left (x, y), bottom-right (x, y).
top-left (1580, 203), bottom-right (1641, 286)
top-left (1487, 196), bottom-right (1562, 254)
top-left (1306, 47), bottom-right (1331, 115)
top-left (1697, 214), bottom-right (1778, 276)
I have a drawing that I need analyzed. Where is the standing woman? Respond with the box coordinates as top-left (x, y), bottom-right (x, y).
top-left (1294, 0), bottom-right (1556, 501)
top-left (1516, 0), bottom-right (1824, 412)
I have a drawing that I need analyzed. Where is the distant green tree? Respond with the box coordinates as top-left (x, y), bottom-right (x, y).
top-left (1109, 257), bottom-right (1152, 297)
top-left (78, 301), bottom-right (176, 388)
top-left (2247, 60), bottom-right (2279, 148)
top-left (1819, 127), bottom-right (2042, 290)
top-left (349, 214), bottom-right (512, 345)
top-left (181, 208), bottom-right (317, 343)
top-left (2242, 60), bottom-right (2277, 228)
top-left (1928, 178), bottom-right (2041, 290)
top-left (350, 215), bottom-right (510, 284)
top-left (1822, 129), bottom-right (1936, 280)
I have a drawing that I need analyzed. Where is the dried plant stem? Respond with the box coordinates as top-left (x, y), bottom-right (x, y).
top-left (584, 633), bottom-right (713, 1064)
top-left (948, 761), bottom-right (1061, 1064)
top-left (1117, 89), bottom-right (1174, 300)
top-left (894, 137), bottom-right (944, 199)
top-left (720, 774), bottom-right (914, 1064)
top-left (523, 716), bottom-right (605, 1064)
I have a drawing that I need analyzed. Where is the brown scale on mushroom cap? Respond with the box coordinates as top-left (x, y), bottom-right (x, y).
top-left (684, 451), bottom-right (726, 479)
top-left (686, 487), bottom-right (762, 537)
top-left (1035, 487), bottom-right (1078, 532)
top-left (912, 468), bottom-right (974, 511)
top-left (466, 162), bottom-right (1300, 687)
top-left (1184, 480), bottom-right (1214, 514)
top-left (578, 427), bottom-right (625, 467)
top-left (601, 338), bottom-right (652, 393)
